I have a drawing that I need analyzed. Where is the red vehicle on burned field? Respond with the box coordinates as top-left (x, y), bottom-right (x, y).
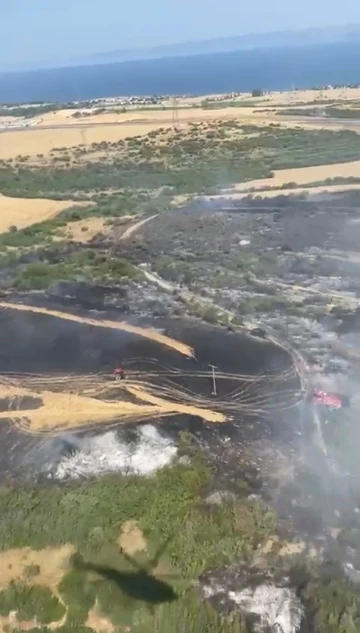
top-left (114, 367), bottom-right (126, 381)
top-left (311, 389), bottom-right (348, 410)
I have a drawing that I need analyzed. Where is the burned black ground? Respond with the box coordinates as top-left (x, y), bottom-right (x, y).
top-left (0, 296), bottom-right (298, 479)
top-left (113, 191), bottom-right (360, 380)
top-left (110, 191), bottom-right (360, 597)
top-left (1, 187), bottom-right (360, 631)
top-left (0, 296), bottom-right (316, 633)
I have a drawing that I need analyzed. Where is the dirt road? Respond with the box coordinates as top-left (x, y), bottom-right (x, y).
top-left (2, 113), bottom-right (359, 134)
top-left (3, 109), bottom-right (360, 160)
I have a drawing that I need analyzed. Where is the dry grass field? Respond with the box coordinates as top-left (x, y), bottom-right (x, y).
top-left (227, 159), bottom-right (360, 194)
top-left (0, 193), bottom-right (85, 232)
top-left (2, 87), bottom-right (360, 161)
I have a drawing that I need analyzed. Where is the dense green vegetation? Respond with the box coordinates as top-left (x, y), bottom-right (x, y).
top-left (0, 118), bottom-right (359, 295)
top-left (0, 584), bottom-right (65, 625)
top-left (0, 217), bottom-right (71, 248)
top-left (302, 577), bottom-right (360, 633)
top-left (0, 452), bottom-right (274, 632)
top-left (12, 252), bottom-right (138, 290)
top-left (2, 124), bottom-right (360, 201)
top-left (0, 452), bottom-right (266, 554)
top-left (0, 452), bottom-right (357, 632)
top-left (1, 120), bottom-right (360, 291)
top-left (0, 242), bottom-right (138, 290)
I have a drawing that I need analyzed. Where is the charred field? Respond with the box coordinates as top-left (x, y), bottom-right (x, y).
top-left (2, 187), bottom-right (360, 631)
top-left (0, 293), bottom-right (300, 482)
top-left (0, 290), bottom-right (316, 633)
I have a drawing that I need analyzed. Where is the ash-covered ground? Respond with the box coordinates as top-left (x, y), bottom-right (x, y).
top-left (0, 295), bottom-right (319, 632)
top-left (0, 300), bottom-right (298, 482)
top-left (109, 190), bottom-right (360, 594)
top-left (113, 191), bottom-right (360, 471)
top-left (2, 191), bottom-right (360, 541)
top-left (2, 191), bottom-right (360, 631)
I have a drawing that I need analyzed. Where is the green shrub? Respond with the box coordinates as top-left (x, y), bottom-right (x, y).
top-left (0, 583), bottom-right (65, 624)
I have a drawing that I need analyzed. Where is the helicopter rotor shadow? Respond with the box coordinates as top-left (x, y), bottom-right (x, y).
top-left (71, 537), bottom-right (179, 606)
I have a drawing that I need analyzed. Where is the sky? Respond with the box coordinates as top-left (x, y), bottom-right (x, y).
top-left (1, 0), bottom-right (360, 71)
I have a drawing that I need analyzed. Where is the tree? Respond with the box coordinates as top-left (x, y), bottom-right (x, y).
top-left (252, 89), bottom-right (263, 98)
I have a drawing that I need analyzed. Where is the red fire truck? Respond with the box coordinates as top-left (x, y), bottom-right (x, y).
top-left (114, 367), bottom-right (126, 381)
top-left (312, 389), bottom-right (342, 410)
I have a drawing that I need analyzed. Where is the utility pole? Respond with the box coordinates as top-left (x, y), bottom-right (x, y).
top-left (209, 364), bottom-right (218, 396)
top-left (172, 96), bottom-right (180, 131)
top-left (290, 82), bottom-right (296, 104)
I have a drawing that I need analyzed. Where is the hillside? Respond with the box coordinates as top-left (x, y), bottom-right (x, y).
top-left (90, 24), bottom-right (360, 64)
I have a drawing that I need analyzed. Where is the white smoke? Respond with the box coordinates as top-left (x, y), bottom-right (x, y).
top-left (49, 425), bottom-right (177, 480)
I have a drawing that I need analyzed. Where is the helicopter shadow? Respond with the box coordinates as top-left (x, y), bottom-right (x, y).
top-left (71, 537), bottom-right (178, 606)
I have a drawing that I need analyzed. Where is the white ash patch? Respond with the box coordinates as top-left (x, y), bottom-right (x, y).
top-left (228, 584), bottom-right (304, 633)
top-left (205, 490), bottom-right (238, 505)
top-left (198, 565), bottom-right (304, 633)
top-left (45, 425), bottom-right (177, 480)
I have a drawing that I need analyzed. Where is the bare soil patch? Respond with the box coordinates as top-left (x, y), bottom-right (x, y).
top-left (118, 520), bottom-right (147, 555)
top-left (86, 604), bottom-right (115, 633)
top-left (0, 544), bottom-right (75, 592)
top-left (278, 541), bottom-right (306, 557)
top-left (61, 218), bottom-right (108, 243)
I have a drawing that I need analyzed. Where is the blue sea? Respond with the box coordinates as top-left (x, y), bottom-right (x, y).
top-left (1, 41), bottom-right (360, 104)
